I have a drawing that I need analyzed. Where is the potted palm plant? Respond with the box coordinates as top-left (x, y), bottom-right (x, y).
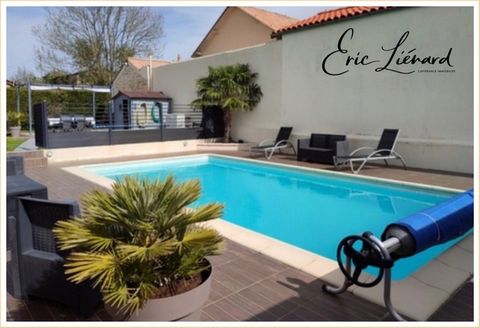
top-left (53, 175), bottom-right (224, 321)
top-left (191, 63), bottom-right (263, 143)
top-left (7, 111), bottom-right (24, 137)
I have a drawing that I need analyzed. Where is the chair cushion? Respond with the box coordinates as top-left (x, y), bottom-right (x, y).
top-left (310, 134), bottom-right (328, 148)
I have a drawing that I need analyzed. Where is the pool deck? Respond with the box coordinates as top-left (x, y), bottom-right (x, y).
top-left (7, 150), bottom-right (475, 322)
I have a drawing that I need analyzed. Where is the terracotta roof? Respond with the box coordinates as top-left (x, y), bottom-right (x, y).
top-left (239, 7), bottom-right (297, 31)
top-left (127, 57), bottom-right (170, 69)
top-left (112, 90), bottom-right (171, 100)
top-left (273, 6), bottom-right (393, 37)
top-left (192, 6), bottom-right (297, 57)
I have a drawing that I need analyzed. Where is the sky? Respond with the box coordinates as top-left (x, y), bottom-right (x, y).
top-left (5, 5), bottom-right (334, 79)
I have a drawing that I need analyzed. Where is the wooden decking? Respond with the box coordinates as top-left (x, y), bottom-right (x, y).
top-left (6, 150), bottom-right (474, 322)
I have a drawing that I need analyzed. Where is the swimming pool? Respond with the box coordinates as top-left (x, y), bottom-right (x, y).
top-left (81, 154), bottom-right (467, 280)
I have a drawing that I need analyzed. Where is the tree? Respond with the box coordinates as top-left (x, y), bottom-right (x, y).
top-left (33, 7), bottom-right (164, 85)
top-left (9, 66), bottom-right (40, 84)
top-left (191, 64), bottom-right (263, 142)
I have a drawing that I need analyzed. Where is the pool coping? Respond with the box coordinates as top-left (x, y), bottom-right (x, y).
top-left (62, 153), bottom-right (474, 321)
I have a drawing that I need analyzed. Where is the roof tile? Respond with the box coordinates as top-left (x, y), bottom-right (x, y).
top-left (113, 90), bottom-right (171, 100)
top-left (239, 7), bottom-right (297, 31)
top-left (274, 6), bottom-right (393, 37)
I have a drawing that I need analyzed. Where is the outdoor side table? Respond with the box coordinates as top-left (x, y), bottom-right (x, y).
top-left (7, 175), bottom-right (48, 298)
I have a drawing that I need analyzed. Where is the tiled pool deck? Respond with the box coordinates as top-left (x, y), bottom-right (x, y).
top-left (7, 150), bottom-right (475, 322)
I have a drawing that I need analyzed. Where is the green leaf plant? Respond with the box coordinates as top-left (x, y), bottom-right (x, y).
top-left (191, 63), bottom-right (263, 143)
top-left (53, 175), bottom-right (224, 316)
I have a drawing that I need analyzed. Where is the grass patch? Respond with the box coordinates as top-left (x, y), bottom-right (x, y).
top-left (7, 136), bottom-right (27, 151)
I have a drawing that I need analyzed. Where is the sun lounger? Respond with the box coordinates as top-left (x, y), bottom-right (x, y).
top-left (333, 129), bottom-right (407, 174)
top-left (249, 127), bottom-right (295, 160)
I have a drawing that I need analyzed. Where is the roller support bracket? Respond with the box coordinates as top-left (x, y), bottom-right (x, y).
top-left (323, 232), bottom-right (408, 321)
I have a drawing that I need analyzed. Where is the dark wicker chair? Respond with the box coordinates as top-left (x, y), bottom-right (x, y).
top-left (9, 197), bottom-right (102, 317)
top-left (297, 133), bottom-right (348, 164)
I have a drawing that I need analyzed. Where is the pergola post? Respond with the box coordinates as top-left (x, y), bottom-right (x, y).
top-left (92, 92), bottom-right (96, 119)
top-left (27, 81), bottom-right (32, 136)
top-left (16, 85), bottom-right (20, 113)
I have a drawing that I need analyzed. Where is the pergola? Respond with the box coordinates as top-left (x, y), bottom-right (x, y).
top-left (27, 83), bottom-right (111, 135)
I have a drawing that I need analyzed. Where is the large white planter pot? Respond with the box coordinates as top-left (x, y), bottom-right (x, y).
top-left (9, 126), bottom-right (21, 138)
top-left (106, 264), bottom-right (212, 321)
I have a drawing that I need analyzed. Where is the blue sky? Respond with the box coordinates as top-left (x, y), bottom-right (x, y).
top-left (6, 6), bottom-right (332, 79)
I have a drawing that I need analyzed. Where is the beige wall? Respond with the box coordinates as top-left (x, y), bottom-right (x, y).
top-left (152, 42), bottom-right (283, 141)
top-left (196, 8), bottom-right (274, 57)
top-left (151, 7), bottom-right (473, 174)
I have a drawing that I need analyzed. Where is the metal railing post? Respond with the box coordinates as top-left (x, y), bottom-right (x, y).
top-left (108, 102), bottom-right (113, 145)
top-left (159, 102), bottom-right (163, 141)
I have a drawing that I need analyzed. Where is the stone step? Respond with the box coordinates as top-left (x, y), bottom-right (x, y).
top-left (23, 157), bottom-right (48, 170)
top-left (8, 151), bottom-right (48, 170)
top-left (9, 150), bottom-right (44, 159)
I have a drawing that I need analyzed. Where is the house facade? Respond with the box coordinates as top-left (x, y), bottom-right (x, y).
top-left (191, 6), bottom-right (296, 57)
top-left (151, 6), bottom-right (474, 174)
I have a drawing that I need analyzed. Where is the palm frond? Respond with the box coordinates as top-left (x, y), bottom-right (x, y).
top-left (117, 238), bottom-right (179, 262)
top-left (64, 252), bottom-right (118, 289)
top-left (181, 227), bottom-right (224, 253)
top-left (186, 203), bottom-right (223, 224)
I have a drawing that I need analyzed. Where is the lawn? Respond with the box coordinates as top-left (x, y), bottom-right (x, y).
top-left (7, 136), bottom-right (27, 151)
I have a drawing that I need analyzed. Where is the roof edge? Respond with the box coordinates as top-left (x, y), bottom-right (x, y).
top-left (191, 7), bottom-right (230, 58)
top-left (272, 6), bottom-right (395, 39)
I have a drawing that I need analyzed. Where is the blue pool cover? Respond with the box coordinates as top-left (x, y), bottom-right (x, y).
top-left (383, 189), bottom-right (473, 257)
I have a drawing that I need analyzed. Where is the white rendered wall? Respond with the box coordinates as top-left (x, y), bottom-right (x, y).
top-left (280, 7), bottom-right (473, 173)
top-left (151, 7), bottom-right (473, 174)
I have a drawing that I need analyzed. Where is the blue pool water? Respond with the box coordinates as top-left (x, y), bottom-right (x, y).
top-left (84, 155), bottom-right (466, 280)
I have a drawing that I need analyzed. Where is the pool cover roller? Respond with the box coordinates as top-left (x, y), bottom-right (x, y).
top-left (324, 189), bottom-right (474, 321)
top-left (381, 189), bottom-right (473, 260)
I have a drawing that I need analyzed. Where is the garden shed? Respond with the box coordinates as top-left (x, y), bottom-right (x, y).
top-left (112, 90), bottom-right (173, 129)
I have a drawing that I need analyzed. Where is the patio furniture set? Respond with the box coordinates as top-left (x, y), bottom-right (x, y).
top-left (48, 115), bottom-right (95, 132)
top-left (249, 127), bottom-right (407, 174)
